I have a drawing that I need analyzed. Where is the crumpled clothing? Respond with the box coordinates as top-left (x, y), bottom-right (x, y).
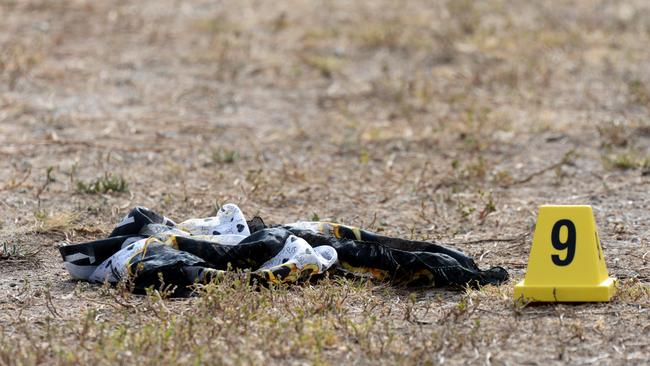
top-left (177, 204), bottom-right (251, 236)
top-left (60, 205), bottom-right (338, 293)
top-left (282, 222), bottom-right (507, 287)
top-left (59, 204), bottom-right (508, 294)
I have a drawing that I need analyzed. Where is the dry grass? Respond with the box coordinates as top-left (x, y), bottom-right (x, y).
top-left (33, 210), bottom-right (79, 234)
top-left (1, 0), bottom-right (650, 364)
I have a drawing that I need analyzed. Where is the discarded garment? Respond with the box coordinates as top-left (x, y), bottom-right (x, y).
top-left (61, 205), bottom-right (338, 293)
top-left (282, 222), bottom-right (507, 287)
top-left (59, 204), bottom-right (508, 294)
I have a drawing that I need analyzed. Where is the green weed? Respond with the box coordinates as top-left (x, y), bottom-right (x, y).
top-left (211, 148), bottom-right (239, 164)
top-left (602, 151), bottom-right (649, 170)
top-left (76, 173), bottom-right (129, 194)
top-left (0, 242), bottom-right (40, 262)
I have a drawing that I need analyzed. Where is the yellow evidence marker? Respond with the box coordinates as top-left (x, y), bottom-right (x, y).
top-left (514, 205), bottom-right (616, 302)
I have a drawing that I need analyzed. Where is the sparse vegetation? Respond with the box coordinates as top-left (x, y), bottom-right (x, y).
top-left (301, 54), bottom-right (343, 78)
top-left (0, 0), bottom-right (649, 364)
top-left (627, 79), bottom-right (650, 107)
top-left (76, 174), bottom-right (129, 194)
top-left (211, 148), bottom-right (240, 164)
top-left (0, 242), bottom-right (40, 262)
top-left (602, 150), bottom-right (650, 171)
top-left (597, 120), bottom-right (630, 148)
top-left (34, 210), bottom-right (79, 234)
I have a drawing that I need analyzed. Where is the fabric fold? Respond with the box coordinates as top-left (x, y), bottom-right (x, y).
top-left (59, 204), bottom-right (508, 295)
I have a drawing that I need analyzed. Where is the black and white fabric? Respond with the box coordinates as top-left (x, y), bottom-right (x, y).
top-left (59, 204), bottom-right (509, 295)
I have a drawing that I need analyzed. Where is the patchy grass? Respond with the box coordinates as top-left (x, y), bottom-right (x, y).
top-left (627, 79), bottom-right (650, 107)
top-left (0, 0), bottom-right (649, 364)
top-left (1, 277), bottom-right (646, 364)
top-left (300, 54), bottom-right (343, 78)
top-left (0, 242), bottom-right (40, 262)
top-left (211, 148), bottom-right (240, 164)
top-left (597, 121), bottom-right (631, 148)
top-left (33, 210), bottom-right (79, 234)
top-left (76, 174), bottom-right (129, 194)
top-left (602, 150), bottom-right (650, 171)
top-left (615, 278), bottom-right (650, 302)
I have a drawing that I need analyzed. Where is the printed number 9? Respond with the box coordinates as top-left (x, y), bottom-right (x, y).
top-left (551, 220), bottom-right (576, 266)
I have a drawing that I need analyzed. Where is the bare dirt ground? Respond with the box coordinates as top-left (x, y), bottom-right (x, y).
top-left (1, 0), bottom-right (649, 364)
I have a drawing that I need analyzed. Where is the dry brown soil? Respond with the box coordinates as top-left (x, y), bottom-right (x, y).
top-left (1, 0), bottom-right (649, 365)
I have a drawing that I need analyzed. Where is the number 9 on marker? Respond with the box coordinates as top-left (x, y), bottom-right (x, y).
top-left (550, 219), bottom-right (576, 266)
top-left (514, 205), bottom-right (616, 302)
